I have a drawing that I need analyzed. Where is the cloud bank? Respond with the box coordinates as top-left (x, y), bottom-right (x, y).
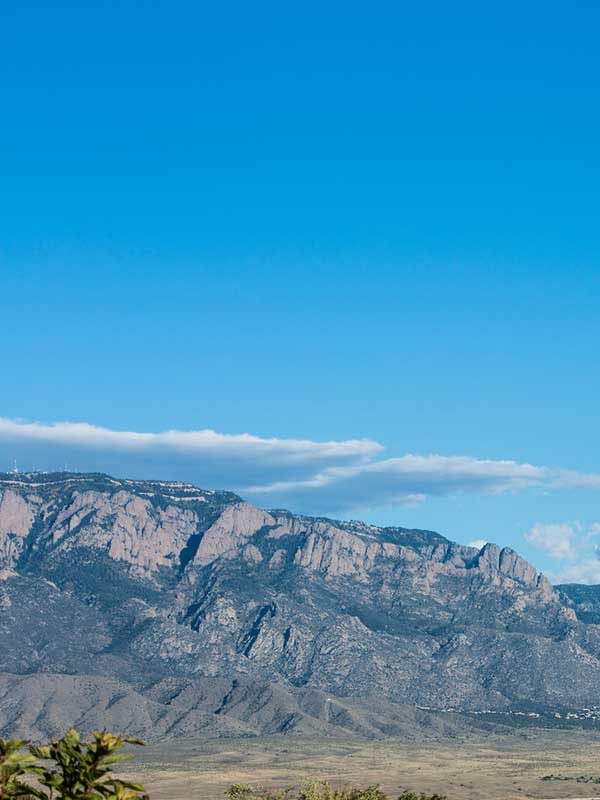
top-left (0, 418), bottom-right (381, 490)
top-left (2, 417), bottom-right (600, 516)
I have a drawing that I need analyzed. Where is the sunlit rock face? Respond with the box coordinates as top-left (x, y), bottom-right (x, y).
top-left (0, 489), bottom-right (36, 566)
top-left (0, 470), bottom-right (596, 740)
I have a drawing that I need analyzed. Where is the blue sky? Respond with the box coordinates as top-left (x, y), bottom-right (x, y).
top-left (2, 2), bottom-right (600, 581)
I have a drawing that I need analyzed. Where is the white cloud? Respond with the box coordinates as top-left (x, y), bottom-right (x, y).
top-left (0, 418), bottom-right (380, 462)
top-left (467, 539), bottom-right (488, 549)
top-left (524, 522), bottom-right (577, 559)
top-left (554, 557), bottom-right (600, 585)
top-left (2, 416), bottom-right (600, 516)
top-left (524, 521), bottom-right (600, 585)
top-left (0, 417), bottom-right (381, 490)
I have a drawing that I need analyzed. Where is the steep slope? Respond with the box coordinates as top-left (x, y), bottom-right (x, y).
top-left (0, 471), bottom-right (598, 740)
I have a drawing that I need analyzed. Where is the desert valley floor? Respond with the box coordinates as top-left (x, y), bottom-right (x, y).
top-left (121, 730), bottom-right (600, 800)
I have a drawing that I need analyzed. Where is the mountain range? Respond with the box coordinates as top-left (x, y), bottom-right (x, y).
top-left (1, 471), bottom-right (598, 741)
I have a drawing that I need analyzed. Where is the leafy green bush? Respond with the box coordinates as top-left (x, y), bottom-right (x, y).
top-left (0, 737), bottom-right (38, 799)
top-left (0, 729), bottom-right (147, 800)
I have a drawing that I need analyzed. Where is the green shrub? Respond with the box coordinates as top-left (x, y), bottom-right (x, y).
top-left (225, 782), bottom-right (446, 800)
top-left (225, 785), bottom-right (294, 800)
top-left (0, 737), bottom-right (38, 799)
top-left (0, 729), bottom-right (147, 800)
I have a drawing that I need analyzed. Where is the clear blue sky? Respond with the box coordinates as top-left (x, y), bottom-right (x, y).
top-left (2, 2), bottom-right (600, 581)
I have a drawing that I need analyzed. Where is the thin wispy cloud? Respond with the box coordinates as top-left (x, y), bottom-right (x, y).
top-left (246, 454), bottom-right (600, 512)
top-left (2, 417), bottom-right (600, 516)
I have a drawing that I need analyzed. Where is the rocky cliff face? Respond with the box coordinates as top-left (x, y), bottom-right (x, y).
top-left (0, 471), bottom-right (597, 740)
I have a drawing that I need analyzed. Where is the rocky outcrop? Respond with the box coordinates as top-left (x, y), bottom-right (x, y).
top-left (193, 503), bottom-right (274, 566)
top-left (38, 489), bottom-right (200, 574)
top-left (293, 523), bottom-right (387, 579)
top-left (0, 489), bottom-right (35, 566)
top-left (0, 473), bottom-right (238, 578)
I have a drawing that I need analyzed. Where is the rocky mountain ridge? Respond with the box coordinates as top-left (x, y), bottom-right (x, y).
top-left (0, 471), bottom-right (598, 740)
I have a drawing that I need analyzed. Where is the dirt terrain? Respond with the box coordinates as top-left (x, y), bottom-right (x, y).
top-left (122, 731), bottom-right (600, 800)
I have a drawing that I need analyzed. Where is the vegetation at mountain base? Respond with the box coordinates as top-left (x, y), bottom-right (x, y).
top-left (0, 729), bottom-right (147, 800)
top-left (541, 773), bottom-right (600, 783)
top-left (225, 781), bottom-right (445, 800)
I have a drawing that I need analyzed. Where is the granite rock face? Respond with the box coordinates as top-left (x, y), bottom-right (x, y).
top-left (0, 489), bottom-right (35, 565)
top-left (0, 471), bottom-right (597, 739)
